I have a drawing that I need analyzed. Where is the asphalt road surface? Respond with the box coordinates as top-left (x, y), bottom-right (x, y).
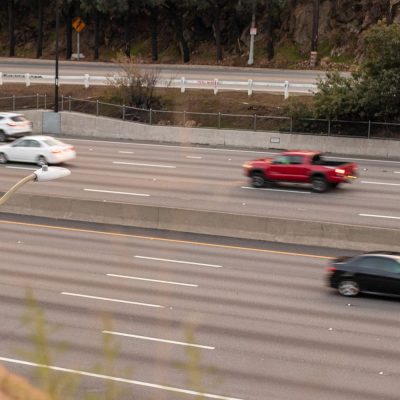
top-left (0, 57), bottom-right (329, 84)
top-left (0, 138), bottom-right (399, 229)
top-left (1, 215), bottom-right (399, 400)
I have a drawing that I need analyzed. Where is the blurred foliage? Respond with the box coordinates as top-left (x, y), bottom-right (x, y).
top-left (314, 21), bottom-right (400, 122)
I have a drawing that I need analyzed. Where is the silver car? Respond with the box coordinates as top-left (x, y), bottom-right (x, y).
top-left (0, 112), bottom-right (33, 142)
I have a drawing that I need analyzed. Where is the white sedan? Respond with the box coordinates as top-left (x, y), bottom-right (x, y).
top-left (0, 135), bottom-right (76, 166)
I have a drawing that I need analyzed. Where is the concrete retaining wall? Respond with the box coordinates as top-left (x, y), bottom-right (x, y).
top-left (1, 193), bottom-right (399, 251)
top-left (24, 110), bottom-right (400, 159)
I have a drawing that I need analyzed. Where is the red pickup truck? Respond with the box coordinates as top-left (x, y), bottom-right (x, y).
top-left (243, 151), bottom-right (357, 192)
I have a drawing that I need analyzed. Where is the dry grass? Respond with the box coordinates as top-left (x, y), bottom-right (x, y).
top-left (0, 84), bottom-right (314, 116)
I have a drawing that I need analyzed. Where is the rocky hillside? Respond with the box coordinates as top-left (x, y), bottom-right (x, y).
top-left (0, 0), bottom-right (399, 69)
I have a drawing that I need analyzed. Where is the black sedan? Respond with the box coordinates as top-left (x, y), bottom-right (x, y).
top-left (327, 251), bottom-right (400, 297)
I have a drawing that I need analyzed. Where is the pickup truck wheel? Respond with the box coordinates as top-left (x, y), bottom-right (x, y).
top-left (251, 172), bottom-right (266, 188)
top-left (311, 176), bottom-right (329, 193)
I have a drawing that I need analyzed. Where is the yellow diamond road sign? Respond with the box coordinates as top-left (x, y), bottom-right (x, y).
top-left (72, 16), bottom-right (86, 33)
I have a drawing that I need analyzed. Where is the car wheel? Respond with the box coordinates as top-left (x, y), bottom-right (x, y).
top-left (0, 152), bottom-right (8, 164)
top-left (37, 155), bottom-right (48, 166)
top-left (338, 280), bottom-right (360, 297)
top-left (251, 172), bottom-right (266, 188)
top-left (0, 131), bottom-right (6, 142)
top-left (312, 176), bottom-right (329, 193)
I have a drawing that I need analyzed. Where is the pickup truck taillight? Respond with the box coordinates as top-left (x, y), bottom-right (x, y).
top-left (326, 266), bottom-right (337, 272)
top-left (335, 168), bottom-right (345, 175)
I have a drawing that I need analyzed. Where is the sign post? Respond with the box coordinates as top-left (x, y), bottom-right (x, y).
top-left (72, 16), bottom-right (86, 61)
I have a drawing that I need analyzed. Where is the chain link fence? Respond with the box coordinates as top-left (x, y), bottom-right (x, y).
top-left (1, 94), bottom-right (400, 140)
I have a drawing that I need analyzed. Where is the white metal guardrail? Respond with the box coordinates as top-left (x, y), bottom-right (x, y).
top-left (0, 72), bottom-right (318, 98)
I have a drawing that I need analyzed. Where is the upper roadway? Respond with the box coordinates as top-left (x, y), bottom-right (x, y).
top-left (0, 215), bottom-right (399, 400)
top-left (0, 138), bottom-right (399, 229)
top-left (0, 57), bottom-right (330, 85)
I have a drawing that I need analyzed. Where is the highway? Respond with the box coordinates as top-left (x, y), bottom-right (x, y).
top-left (0, 138), bottom-right (399, 229)
top-left (0, 57), bottom-right (329, 85)
top-left (1, 215), bottom-right (400, 400)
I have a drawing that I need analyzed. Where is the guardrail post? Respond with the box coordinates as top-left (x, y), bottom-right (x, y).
top-left (0, 72), bottom-right (3, 85)
top-left (218, 112), bottom-right (221, 129)
top-left (253, 114), bottom-right (257, 131)
top-left (68, 96), bottom-right (72, 112)
top-left (284, 81), bottom-right (289, 99)
top-left (181, 77), bottom-right (185, 93)
top-left (96, 100), bottom-right (99, 116)
top-left (12, 95), bottom-right (15, 110)
top-left (214, 78), bottom-right (219, 95)
top-left (122, 104), bottom-right (126, 120)
top-left (84, 74), bottom-right (90, 88)
top-left (290, 117), bottom-right (293, 133)
top-left (25, 73), bottom-right (30, 87)
top-left (44, 94), bottom-right (47, 109)
top-left (36, 93), bottom-right (39, 109)
top-left (149, 108), bottom-right (152, 125)
top-left (328, 120), bottom-right (331, 135)
top-left (368, 120), bottom-right (371, 138)
top-left (248, 79), bottom-right (253, 96)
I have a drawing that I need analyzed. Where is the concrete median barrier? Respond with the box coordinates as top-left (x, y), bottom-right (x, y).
top-left (1, 193), bottom-right (399, 251)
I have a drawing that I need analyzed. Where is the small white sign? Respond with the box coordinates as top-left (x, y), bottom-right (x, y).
top-left (250, 27), bottom-right (257, 35)
top-left (270, 137), bottom-right (280, 143)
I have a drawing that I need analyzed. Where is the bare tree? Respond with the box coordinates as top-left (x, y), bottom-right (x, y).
top-left (107, 54), bottom-right (162, 110)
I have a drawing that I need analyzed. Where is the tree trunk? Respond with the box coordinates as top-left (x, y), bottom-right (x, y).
top-left (65, 6), bottom-right (74, 59)
top-left (8, 0), bottom-right (15, 57)
top-left (166, 3), bottom-right (190, 63)
top-left (94, 8), bottom-right (100, 59)
top-left (36, 0), bottom-right (44, 58)
top-left (311, 0), bottom-right (320, 52)
top-left (150, 6), bottom-right (159, 61)
top-left (124, 13), bottom-right (131, 58)
top-left (265, 0), bottom-right (274, 60)
top-left (213, 5), bottom-right (223, 62)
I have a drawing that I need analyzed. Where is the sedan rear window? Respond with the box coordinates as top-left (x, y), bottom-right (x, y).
top-left (11, 116), bottom-right (26, 122)
top-left (43, 138), bottom-right (63, 146)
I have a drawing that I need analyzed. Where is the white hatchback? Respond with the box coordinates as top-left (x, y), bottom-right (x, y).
top-left (0, 113), bottom-right (33, 141)
top-left (0, 135), bottom-right (76, 166)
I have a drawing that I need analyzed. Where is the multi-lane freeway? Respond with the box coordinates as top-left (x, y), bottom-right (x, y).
top-left (1, 215), bottom-right (399, 400)
top-left (0, 138), bottom-right (399, 229)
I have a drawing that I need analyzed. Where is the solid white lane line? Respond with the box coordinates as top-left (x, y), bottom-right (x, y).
top-left (186, 156), bottom-right (203, 159)
top-left (61, 292), bottom-right (164, 308)
top-left (103, 330), bottom-right (214, 349)
top-left (118, 151), bottom-right (134, 154)
top-left (135, 255), bottom-right (223, 268)
top-left (0, 357), bottom-right (243, 400)
top-left (107, 273), bottom-right (198, 287)
top-left (394, 171), bottom-right (400, 174)
top-left (62, 138), bottom-right (400, 163)
top-left (113, 161), bottom-right (176, 168)
top-left (65, 137), bottom-right (273, 155)
top-left (84, 189), bottom-right (150, 197)
top-left (241, 186), bottom-right (311, 194)
top-left (361, 180), bottom-right (400, 187)
top-left (5, 166), bottom-right (37, 170)
top-left (325, 156), bottom-right (400, 164)
top-left (359, 213), bottom-right (400, 220)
